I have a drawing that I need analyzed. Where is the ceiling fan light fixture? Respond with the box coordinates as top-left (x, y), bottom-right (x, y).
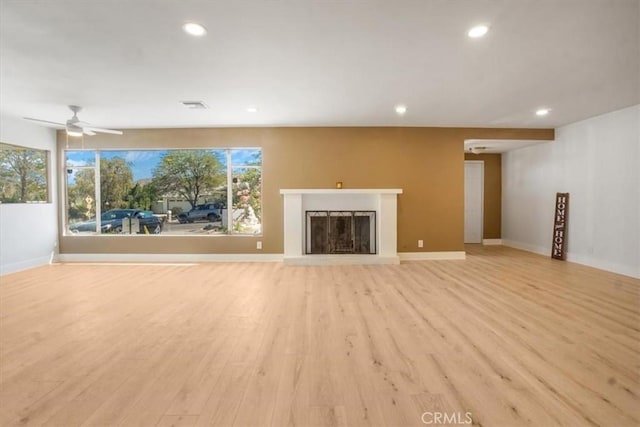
top-left (66, 125), bottom-right (83, 137)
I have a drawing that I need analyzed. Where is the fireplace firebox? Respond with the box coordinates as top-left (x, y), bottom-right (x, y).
top-left (306, 211), bottom-right (376, 254)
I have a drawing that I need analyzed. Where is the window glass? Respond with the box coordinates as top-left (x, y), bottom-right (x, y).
top-left (65, 150), bottom-right (95, 168)
top-left (232, 166), bottom-right (262, 234)
top-left (66, 167), bottom-right (96, 233)
top-left (230, 148), bottom-right (262, 166)
top-left (0, 142), bottom-right (49, 203)
top-left (64, 148), bottom-right (260, 236)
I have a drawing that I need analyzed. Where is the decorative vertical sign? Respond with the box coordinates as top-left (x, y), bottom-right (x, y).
top-left (551, 192), bottom-right (569, 260)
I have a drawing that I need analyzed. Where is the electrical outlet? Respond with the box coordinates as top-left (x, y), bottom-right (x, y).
top-left (256, 241), bottom-right (262, 250)
top-left (418, 239), bottom-right (424, 248)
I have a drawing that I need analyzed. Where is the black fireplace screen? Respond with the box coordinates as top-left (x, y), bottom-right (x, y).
top-left (306, 211), bottom-right (376, 254)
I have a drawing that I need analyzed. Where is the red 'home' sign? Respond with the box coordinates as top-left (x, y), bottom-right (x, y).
top-left (551, 193), bottom-right (569, 260)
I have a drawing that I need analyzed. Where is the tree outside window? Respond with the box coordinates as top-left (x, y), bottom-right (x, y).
top-left (0, 142), bottom-right (48, 203)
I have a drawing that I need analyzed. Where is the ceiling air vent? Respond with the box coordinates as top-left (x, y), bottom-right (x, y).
top-left (469, 146), bottom-right (487, 154)
top-left (180, 101), bottom-right (208, 109)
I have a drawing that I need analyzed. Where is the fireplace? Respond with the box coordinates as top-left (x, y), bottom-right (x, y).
top-left (306, 211), bottom-right (376, 254)
top-left (280, 188), bottom-right (402, 264)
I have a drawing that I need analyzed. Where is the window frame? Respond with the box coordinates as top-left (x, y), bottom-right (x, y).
top-left (62, 147), bottom-right (262, 237)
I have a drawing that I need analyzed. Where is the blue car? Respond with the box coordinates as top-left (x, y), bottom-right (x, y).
top-left (69, 209), bottom-right (163, 234)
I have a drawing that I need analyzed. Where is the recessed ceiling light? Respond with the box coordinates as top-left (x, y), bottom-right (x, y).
top-left (395, 105), bottom-right (407, 115)
top-left (468, 25), bottom-right (489, 38)
top-left (536, 108), bottom-right (551, 116)
top-left (182, 22), bottom-right (207, 37)
top-left (246, 106), bottom-right (258, 113)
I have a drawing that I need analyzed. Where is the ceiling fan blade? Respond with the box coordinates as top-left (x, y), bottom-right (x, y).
top-left (23, 117), bottom-right (66, 127)
top-left (83, 126), bottom-right (123, 135)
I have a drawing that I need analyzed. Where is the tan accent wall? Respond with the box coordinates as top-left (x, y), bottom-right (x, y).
top-left (58, 127), bottom-right (552, 254)
top-left (465, 153), bottom-right (502, 239)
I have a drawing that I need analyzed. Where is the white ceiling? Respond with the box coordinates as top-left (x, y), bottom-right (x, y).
top-left (1, 0), bottom-right (638, 130)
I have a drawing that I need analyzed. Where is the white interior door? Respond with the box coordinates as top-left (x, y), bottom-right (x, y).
top-left (464, 161), bottom-right (484, 243)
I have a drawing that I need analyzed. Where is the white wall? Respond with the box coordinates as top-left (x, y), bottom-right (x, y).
top-left (0, 115), bottom-right (58, 275)
top-left (502, 105), bottom-right (640, 278)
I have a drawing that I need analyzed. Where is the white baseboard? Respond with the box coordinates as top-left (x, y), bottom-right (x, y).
top-left (501, 239), bottom-right (548, 256)
top-left (399, 251), bottom-right (466, 261)
top-left (0, 255), bottom-right (53, 276)
top-left (482, 239), bottom-right (503, 245)
top-left (502, 240), bottom-right (639, 279)
top-left (55, 252), bottom-right (464, 265)
top-left (565, 253), bottom-right (640, 279)
top-left (57, 253), bottom-right (283, 263)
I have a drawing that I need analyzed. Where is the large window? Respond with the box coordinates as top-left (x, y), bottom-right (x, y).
top-left (0, 142), bottom-right (49, 203)
top-left (65, 148), bottom-right (262, 236)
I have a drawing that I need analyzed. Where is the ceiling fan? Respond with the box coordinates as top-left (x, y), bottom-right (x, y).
top-left (24, 105), bottom-right (123, 136)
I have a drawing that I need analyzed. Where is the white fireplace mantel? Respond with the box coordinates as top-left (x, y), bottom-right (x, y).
top-left (280, 188), bottom-right (402, 265)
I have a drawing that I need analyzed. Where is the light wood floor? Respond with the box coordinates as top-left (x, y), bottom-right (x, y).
top-left (0, 246), bottom-right (638, 427)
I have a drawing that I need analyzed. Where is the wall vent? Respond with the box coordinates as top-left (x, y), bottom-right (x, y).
top-left (180, 101), bottom-right (208, 109)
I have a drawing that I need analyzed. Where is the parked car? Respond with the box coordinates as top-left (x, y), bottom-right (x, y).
top-left (177, 203), bottom-right (222, 223)
top-left (69, 209), bottom-right (163, 234)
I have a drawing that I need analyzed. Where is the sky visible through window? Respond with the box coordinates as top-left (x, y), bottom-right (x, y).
top-left (66, 149), bottom-right (261, 182)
